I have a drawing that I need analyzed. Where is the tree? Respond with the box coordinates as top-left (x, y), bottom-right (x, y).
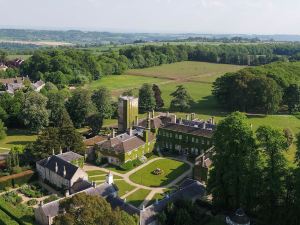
top-left (138, 83), bottom-right (155, 113)
top-left (284, 84), bottom-right (300, 114)
top-left (122, 89), bottom-right (135, 96)
top-left (170, 85), bottom-right (193, 112)
top-left (296, 132), bottom-right (300, 165)
top-left (0, 120), bottom-right (7, 140)
top-left (66, 89), bottom-right (92, 128)
top-left (21, 91), bottom-right (49, 133)
top-left (53, 192), bottom-right (137, 225)
top-left (91, 87), bottom-right (113, 119)
top-left (208, 112), bottom-right (261, 211)
top-left (86, 114), bottom-right (103, 135)
top-left (256, 126), bottom-right (288, 225)
top-left (152, 84), bottom-right (164, 110)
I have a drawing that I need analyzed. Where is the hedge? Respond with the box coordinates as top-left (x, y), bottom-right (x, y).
top-left (0, 209), bottom-right (19, 225)
top-left (0, 197), bottom-right (34, 225)
top-left (0, 170), bottom-right (36, 190)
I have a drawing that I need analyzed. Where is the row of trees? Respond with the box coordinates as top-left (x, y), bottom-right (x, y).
top-left (208, 112), bottom-right (300, 225)
top-left (1, 42), bottom-right (297, 87)
top-left (213, 61), bottom-right (300, 113)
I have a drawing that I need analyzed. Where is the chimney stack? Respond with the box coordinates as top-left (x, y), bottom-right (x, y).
top-left (112, 129), bottom-right (115, 138)
top-left (55, 163), bottom-right (58, 173)
top-left (129, 127), bottom-right (133, 136)
top-left (191, 113), bottom-right (195, 121)
top-left (147, 112), bottom-right (151, 129)
top-left (60, 146), bottom-right (62, 155)
top-left (211, 117), bottom-right (215, 125)
top-left (203, 122), bottom-right (206, 130)
top-left (52, 149), bottom-right (55, 155)
top-left (65, 190), bottom-right (69, 197)
top-left (135, 115), bottom-right (139, 126)
top-left (63, 166), bottom-right (66, 177)
top-left (106, 171), bottom-right (114, 184)
top-left (185, 114), bottom-right (189, 120)
top-left (152, 109), bottom-right (155, 118)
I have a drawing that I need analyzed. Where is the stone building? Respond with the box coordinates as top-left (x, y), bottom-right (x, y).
top-left (118, 96), bottom-right (139, 132)
top-left (36, 151), bottom-right (88, 193)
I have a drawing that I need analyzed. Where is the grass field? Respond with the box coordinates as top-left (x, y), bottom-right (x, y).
top-left (0, 129), bottom-right (37, 152)
top-left (129, 158), bottom-right (190, 187)
top-left (126, 188), bottom-right (151, 208)
top-left (114, 180), bottom-right (136, 197)
top-left (7, 55), bottom-right (32, 60)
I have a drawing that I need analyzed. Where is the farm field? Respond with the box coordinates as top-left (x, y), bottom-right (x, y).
top-left (89, 61), bottom-right (300, 164)
top-left (129, 158), bottom-right (190, 187)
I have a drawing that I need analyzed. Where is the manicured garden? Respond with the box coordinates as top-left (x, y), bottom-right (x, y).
top-left (114, 180), bottom-right (136, 197)
top-left (129, 158), bottom-right (190, 187)
top-left (126, 188), bottom-right (151, 208)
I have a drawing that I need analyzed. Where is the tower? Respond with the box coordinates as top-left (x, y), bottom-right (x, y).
top-left (118, 96), bottom-right (138, 132)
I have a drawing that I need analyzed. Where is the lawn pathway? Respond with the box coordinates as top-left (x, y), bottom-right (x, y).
top-left (84, 156), bottom-right (194, 209)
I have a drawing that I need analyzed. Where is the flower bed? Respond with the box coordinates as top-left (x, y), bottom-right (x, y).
top-left (2, 191), bottom-right (22, 205)
top-left (152, 168), bottom-right (164, 175)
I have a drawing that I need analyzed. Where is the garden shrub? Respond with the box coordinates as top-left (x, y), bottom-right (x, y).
top-left (26, 199), bottom-right (38, 206)
top-left (43, 194), bottom-right (59, 204)
top-left (19, 184), bottom-right (46, 198)
top-left (2, 191), bottom-right (22, 205)
top-left (119, 159), bottom-right (142, 171)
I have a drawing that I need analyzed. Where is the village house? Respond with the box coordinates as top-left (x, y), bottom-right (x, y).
top-left (0, 77), bottom-right (45, 94)
top-left (36, 151), bottom-right (89, 194)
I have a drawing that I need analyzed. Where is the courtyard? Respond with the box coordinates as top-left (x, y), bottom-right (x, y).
top-left (84, 156), bottom-right (193, 209)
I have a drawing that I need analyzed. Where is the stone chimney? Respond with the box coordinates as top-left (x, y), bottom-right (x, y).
top-left (203, 122), bottom-right (206, 130)
top-left (106, 171), bottom-right (114, 184)
top-left (52, 149), bottom-right (55, 155)
top-left (179, 118), bottom-right (183, 124)
top-left (166, 112), bottom-right (170, 117)
top-left (63, 166), bottom-right (66, 177)
top-left (39, 200), bottom-right (44, 207)
top-left (112, 129), bottom-right (115, 138)
top-left (152, 109), bottom-right (155, 118)
top-left (65, 190), bottom-right (69, 197)
top-left (55, 163), bottom-right (58, 173)
top-left (92, 181), bottom-right (96, 188)
top-left (147, 112), bottom-right (151, 129)
top-left (135, 116), bottom-right (139, 126)
top-left (59, 146), bottom-right (62, 155)
top-left (173, 114), bottom-right (177, 123)
top-left (129, 127), bottom-right (133, 136)
top-left (211, 117), bottom-right (215, 125)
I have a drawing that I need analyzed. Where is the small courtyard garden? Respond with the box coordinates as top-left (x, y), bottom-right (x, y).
top-left (129, 158), bottom-right (190, 187)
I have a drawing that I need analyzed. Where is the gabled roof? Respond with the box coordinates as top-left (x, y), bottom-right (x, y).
top-left (138, 115), bottom-right (174, 129)
top-left (36, 183), bottom-right (118, 219)
top-left (99, 135), bottom-right (146, 153)
top-left (37, 155), bottom-right (79, 180)
top-left (56, 151), bottom-right (83, 162)
top-left (162, 123), bottom-right (214, 138)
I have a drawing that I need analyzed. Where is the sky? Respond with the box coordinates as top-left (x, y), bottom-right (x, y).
top-left (1, 0), bottom-right (300, 34)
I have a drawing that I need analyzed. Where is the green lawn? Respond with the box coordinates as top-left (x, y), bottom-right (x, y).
top-left (7, 55), bottom-right (32, 60)
top-left (0, 129), bottom-right (37, 152)
top-left (127, 61), bottom-right (244, 80)
top-left (126, 188), bottom-right (151, 208)
top-left (86, 170), bottom-right (107, 176)
top-left (129, 158), bottom-right (190, 187)
top-left (114, 180), bottom-right (136, 197)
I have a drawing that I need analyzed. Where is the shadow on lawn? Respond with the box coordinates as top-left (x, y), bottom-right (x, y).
top-left (7, 141), bottom-right (34, 145)
top-left (149, 163), bottom-right (190, 187)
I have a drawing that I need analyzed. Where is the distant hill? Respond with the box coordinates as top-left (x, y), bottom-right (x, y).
top-left (0, 29), bottom-right (300, 45)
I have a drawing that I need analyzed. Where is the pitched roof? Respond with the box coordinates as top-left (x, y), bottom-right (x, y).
top-left (140, 179), bottom-right (205, 225)
top-left (84, 135), bottom-right (107, 146)
top-left (56, 151), bottom-right (83, 162)
top-left (162, 123), bottom-right (214, 138)
top-left (37, 155), bottom-right (79, 180)
top-left (138, 115), bottom-right (174, 129)
top-left (98, 134), bottom-right (146, 153)
top-left (36, 183), bottom-right (118, 219)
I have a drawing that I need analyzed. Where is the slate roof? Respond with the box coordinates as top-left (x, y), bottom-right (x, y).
top-left (162, 123), bottom-right (214, 138)
top-left (106, 195), bottom-right (140, 215)
top-left (98, 134), bottom-right (147, 153)
top-left (56, 151), bottom-right (83, 162)
top-left (36, 183), bottom-right (118, 219)
top-left (70, 179), bottom-right (92, 194)
top-left (37, 155), bottom-right (79, 180)
top-left (140, 179), bottom-right (205, 225)
top-left (84, 135), bottom-right (107, 146)
top-left (138, 115), bottom-right (174, 129)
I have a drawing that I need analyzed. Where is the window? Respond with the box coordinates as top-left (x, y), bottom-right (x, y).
top-left (192, 137), bottom-right (194, 142)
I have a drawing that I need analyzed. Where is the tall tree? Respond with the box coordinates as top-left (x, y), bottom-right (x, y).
top-left (91, 87), bottom-right (113, 119)
top-left (86, 113), bottom-right (103, 135)
top-left (256, 126), bottom-right (288, 225)
top-left (208, 112), bottom-right (260, 211)
top-left (138, 83), bottom-right (155, 113)
top-left (66, 89), bottom-right (92, 128)
top-left (0, 120), bottom-right (7, 140)
top-left (53, 192), bottom-right (137, 225)
top-left (152, 84), bottom-right (164, 110)
top-left (170, 85), bottom-right (193, 112)
top-left (21, 91), bottom-right (49, 133)
top-left (284, 84), bottom-right (300, 114)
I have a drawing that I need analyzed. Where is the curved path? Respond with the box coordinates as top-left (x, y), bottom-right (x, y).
top-left (83, 156), bottom-right (194, 208)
